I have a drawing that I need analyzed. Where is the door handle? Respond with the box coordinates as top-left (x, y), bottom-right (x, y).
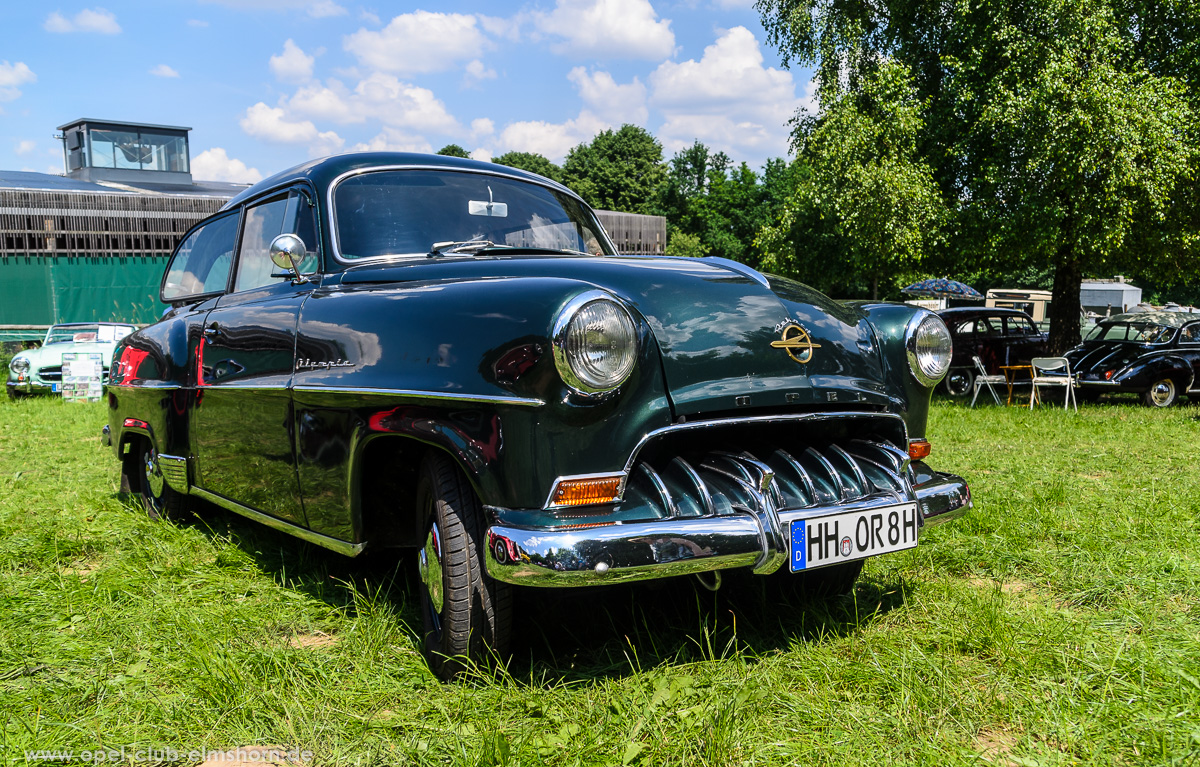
top-left (203, 322), bottom-right (221, 338)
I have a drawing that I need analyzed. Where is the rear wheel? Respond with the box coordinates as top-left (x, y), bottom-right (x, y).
top-left (1142, 378), bottom-right (1178, 408)
top-left (135, 441), bottom-right (188, 520)
top-left (942, 369), bottom-right (973, 398)
top-left (416, 453), bottom-right (512, 680)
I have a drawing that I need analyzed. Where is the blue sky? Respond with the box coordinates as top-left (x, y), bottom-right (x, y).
top-left (0, 1), bottom-right (815, 184)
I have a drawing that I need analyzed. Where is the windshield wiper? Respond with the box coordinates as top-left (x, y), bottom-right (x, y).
top-left (428, 239), bottom-right (506, 257)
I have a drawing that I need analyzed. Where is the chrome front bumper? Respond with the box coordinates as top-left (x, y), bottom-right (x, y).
top-left (485, 470), bottom-right (969, 586)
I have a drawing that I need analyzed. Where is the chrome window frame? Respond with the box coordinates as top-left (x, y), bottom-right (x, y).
top-left (325, 164), bottom-right (617, 265)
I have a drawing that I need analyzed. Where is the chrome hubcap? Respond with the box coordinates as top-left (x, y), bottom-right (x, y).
top-left (144, 450), bottom-right (164, 497)
top-left (418, 522), bottom-right (444, 615)
top-left (946, 372), bottom-right (970, 396)
top-left (1150, 380), bottom-right (1174, 406)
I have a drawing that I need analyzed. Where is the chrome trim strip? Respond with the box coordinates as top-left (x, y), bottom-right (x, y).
top-left (157, 454), bottom-right (190, 494)
top-left (190, 487), bottom-right (366, 557)
top-left (292, 384), bottom-right (544, 407)
top-left (544, 471), bottom-right (629, 509)
top-left (326, 164), bottom-right (616, 265)
top-left (113, 382), bottom-right (181, 390)
top-left (485, 471), bottom-right (969, 587)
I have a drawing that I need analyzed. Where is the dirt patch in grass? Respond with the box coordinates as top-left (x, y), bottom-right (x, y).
top-left (972, 726), bottom-right (1021, 766)
top-left (286, 631), bottom-right (337, 650)
top-left (968, 577), bottom-right (1037, 595)
top-left (59, 560), bottom-right (102, 579)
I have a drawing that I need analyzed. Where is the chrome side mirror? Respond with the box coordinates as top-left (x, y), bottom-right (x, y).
top-left (269, 233), bottom-right (312, 284)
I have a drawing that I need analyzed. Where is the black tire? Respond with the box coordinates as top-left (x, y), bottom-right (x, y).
top-left (942, 369), bottom-right (974, 398)
top-left (416, 453), bottom-right (512, 680)
top-left (774, 560), bottom-right (864, 600)
top-left (136, 440), bottom-right (189, 520)
top-left (1142, 378), bottom-right (1179, 408)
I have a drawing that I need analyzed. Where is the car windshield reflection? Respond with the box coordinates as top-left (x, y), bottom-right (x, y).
top-left (332, 169), bottom-right (613, 260)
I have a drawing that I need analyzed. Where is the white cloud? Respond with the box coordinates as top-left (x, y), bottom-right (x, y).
top-left (359, 10), bottom-right (380, 25)
top-left (44, 8), bottom-right (121, 34)
top-left (352, 128), bottom-right (432, 154)
top-left (344, 11), bottom-right (489, 75)
top-left (240, 102), bottom-right (344, 156)
top-left (497, 111), bottom-right (607, 163)
top-left (307, 0), bottom-right (346, 18)
top-left (15, 140), bottom-right (37, 155)
top-left (470, 148), bottom-right (493, 162)
top-left (270, 39), bottom-right (315, 83)
top-left (712, 0), bottom-right (754, 7)
top-left (471, 118), bottom-right (495, 138)
top-left (286, 74), bottom-right (460, 134)
top-left (149, 64), bottom-right (179, 78)
top-left (568, 67), bottom-right (647, 125)
top-left (649, 26), bottom-right (799, 162)
top-left (478, 14), bottom-right (523, 41)
top-left (533, 0), bottom-right (674, 60)
top-left (464, 59), bottom-right (497, 86)
top-left (0, 61), bottom-right (36, 102)
top-left (192, 148), bottom-right (263, 183)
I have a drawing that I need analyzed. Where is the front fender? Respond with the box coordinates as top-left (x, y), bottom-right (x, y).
top-left (847, 301), bottom-right (939, 441)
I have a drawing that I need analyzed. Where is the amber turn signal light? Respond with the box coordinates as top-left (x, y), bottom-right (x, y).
top-left (908, 440), bottom-right (932, 460)
top-left (550, 475), bottom-right (624, 507)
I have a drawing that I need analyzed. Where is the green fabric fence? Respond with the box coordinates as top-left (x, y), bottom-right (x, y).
top-left (0, 255), bottom-right (169, 325)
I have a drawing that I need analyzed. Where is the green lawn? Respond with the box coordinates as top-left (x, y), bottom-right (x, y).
top-left (0, 396), bottom-right (1197, 766)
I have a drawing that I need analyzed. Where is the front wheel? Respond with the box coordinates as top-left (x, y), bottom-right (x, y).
top-left (416, 453), bottom-right (512, 680)
top-left (1142, 378), bottom-right (1178, 408)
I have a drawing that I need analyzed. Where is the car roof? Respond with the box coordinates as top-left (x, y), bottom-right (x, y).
top-left (937, 307), bottom-right (1034, 319)
top-left (220, 151), bottom-right (581, 211)
top-left (1103, 311), bottom-right (1200, 327)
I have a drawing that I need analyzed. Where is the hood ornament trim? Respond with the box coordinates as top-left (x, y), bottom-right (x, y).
top-left (771, 322), bottom-right (822, 364)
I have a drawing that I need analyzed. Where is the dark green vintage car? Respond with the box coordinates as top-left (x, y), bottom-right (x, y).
top-left (103, 153), bottom-right (970, 678)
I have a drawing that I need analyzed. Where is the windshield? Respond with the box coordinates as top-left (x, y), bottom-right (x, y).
top-left (43, 324), bottom-right (134, 344)
top-left (1084, 321), bottom-right (1176, 345)
top-left (332, 169), bottom-right (614, 260)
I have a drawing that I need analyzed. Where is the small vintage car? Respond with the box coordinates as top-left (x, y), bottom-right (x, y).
top-left (1065, 311), bottom-right (1200, 407)
top-left (102, 153), bottom-right (970, 678)
top-left (937, 307), bottom-right (1049, 397)
top-left (7, 322), bottom-right (136, 398)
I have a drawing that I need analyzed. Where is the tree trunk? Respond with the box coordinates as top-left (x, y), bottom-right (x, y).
top-left (871, 276), bottom-right (879, 300)
top-left (1047, 249), bottom-right (1083, 355)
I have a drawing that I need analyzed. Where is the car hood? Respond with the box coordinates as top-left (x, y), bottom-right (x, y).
top-left (17, 342), bottom-right (117, 367)
top-left (1066, 341), bottom-right (1157, 377)
top-left (341, 254), bottom-right (890, 414)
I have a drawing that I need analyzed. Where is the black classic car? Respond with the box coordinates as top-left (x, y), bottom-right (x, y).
top-left (937, 307), bottom-right (1049, 396)
top-left (102, 153), bottom-right (970, 678)
top-left (1065, 311), bottom-right (1200, 406)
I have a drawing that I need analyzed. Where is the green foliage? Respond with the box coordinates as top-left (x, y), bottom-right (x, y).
top-left (756, 0), bottom-right (1199, 343)
top-left (664, 230), bottom-right (709, 259)
top-left (562, 125), bottom-right (666, 213)
top-left (491, 151), bottom-right (562, 183)
top-left (760, 60), bottom-right (944, 298)
top-left (436, 144), bottom-right (471, 159)
top-left (3, 397), bottom-right (1200, 763)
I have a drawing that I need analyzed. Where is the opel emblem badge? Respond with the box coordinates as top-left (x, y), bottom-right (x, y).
top-left (771, 322), bottom-right (822, 364)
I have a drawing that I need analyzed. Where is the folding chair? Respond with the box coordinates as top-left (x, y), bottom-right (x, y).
top-left (970, 355), bottom-right (1005, 407)
top-left (1029, 357), bottom-right (1077, 411)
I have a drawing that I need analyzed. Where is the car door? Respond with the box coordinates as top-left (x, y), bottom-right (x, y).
top-left (1003, 314), bottom-right (1044, 366)
top-left (193, 189), bottom-right (318, 524)
top-left (1179, 322), bottom-right (1200, 391)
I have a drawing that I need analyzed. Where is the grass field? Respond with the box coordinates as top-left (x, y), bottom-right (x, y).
top-left (0, 396), bottom-right (1198, 766)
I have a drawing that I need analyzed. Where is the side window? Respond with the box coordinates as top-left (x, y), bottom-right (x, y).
top-left (232, 191), bottom-right (320, 293)
top-left (978, 317), bottom-right (1001, 337)
top-left (1181, 324), bottom-right (1200, 344)
top-left (1004, 316), bottom-right (1036, 336)
top-left (162, 212), bottom-right (239, 301)
top-left (233, 195), bottom-right (290, 293)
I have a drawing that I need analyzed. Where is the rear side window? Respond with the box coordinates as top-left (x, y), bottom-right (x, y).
top-left (162, 212), bottom-right (239, 301)
top-left (233, 191), bottom-right (320, 293)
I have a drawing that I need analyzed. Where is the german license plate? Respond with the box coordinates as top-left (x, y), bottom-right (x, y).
top-left (790, 502), bottom-right (920, 572)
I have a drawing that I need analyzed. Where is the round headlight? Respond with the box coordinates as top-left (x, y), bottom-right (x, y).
top-left (10, 357), bottom-right (29, 374)
top-left (552, 292), bottom-right (638, 394)
top-left (906, 312), bottom-right (952, 387)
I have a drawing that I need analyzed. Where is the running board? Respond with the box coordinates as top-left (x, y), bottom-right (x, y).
top-left (190, 487), bottom-right (366, 558)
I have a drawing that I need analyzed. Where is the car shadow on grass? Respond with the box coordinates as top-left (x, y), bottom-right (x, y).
top-left (153, 496), bottom-right (909, 685)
